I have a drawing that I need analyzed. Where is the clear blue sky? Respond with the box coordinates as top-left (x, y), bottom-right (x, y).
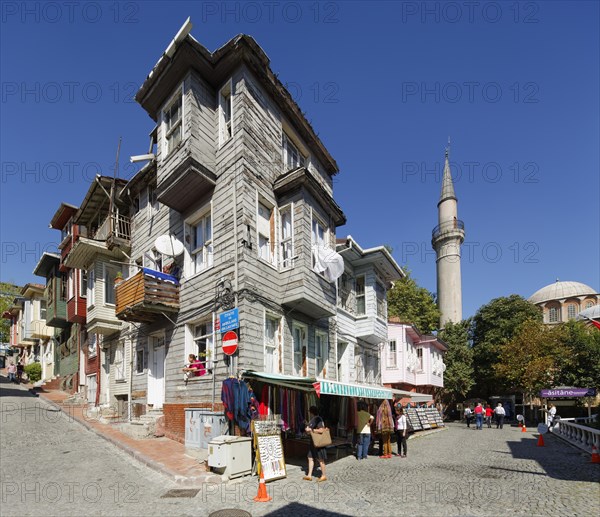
top-left (1, 1), bottom-right (598, 318)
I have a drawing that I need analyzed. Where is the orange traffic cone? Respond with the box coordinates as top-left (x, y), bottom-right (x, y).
top-left (591, 444), bottom-right (600, 464)
top-left (521, 424), bottom-right (527, 432)
top-left (537, 434), bottom-right (545, 447)
top-left (254, 469), bottom-right (272, 502)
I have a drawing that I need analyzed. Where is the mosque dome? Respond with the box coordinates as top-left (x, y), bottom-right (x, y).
top-left (528, 280), bottom-right (597, 304)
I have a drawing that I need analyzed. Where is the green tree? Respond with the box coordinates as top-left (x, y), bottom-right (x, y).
top-left (471, 295), bottom-right (541, 398)
top-left (387, 268), bottom-right (440, 333)
top-left (439, 319), bottom-right (474, 409)
top-left (0, 282), bottom-right (20, 343)
top-left (554, 320), bottom-right (600, 389)
top-left (495, 319), bottom-right (571, 402)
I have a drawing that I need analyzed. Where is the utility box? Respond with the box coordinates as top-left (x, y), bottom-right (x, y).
top-left (208, 435), bottom-right (252, 479)
top-left (184, 409), bottom-right (227, 449)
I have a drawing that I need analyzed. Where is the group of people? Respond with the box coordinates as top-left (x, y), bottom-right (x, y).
top-left (464, 402), bottom-right (506, 429)
top-left (6, 361), bottom-right (24, 384)
top-left (303, 399), bottom-right (411, 481)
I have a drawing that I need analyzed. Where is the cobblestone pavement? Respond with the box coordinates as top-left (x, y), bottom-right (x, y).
top-left (2, 377), bottom-right (599, 517)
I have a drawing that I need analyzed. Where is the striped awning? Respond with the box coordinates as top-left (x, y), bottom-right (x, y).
top-left (315, 380), bottom-right (393, 400)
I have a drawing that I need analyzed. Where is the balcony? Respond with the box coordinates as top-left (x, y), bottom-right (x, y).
top-left (431, 219), bottom-right (465, 240)
top-left (23, 319), bottom-right (53, 340)
top-left (63, 214), bottom-right (131, 270)
top-left (281, 273), bottom-right (336, 319)
top-left (45, 298), bottom-right (68, 328)
top-left (356, 315), bottom-right (388, 345)
top-left (115, 269), bottom-right (180, 323)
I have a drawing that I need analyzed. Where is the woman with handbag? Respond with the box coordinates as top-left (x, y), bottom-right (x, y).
top-left (304, 406), bottom-right (328, 482)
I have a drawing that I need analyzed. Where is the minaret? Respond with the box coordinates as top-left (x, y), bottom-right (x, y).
top-left (432, 145), bottom-right (465, 327)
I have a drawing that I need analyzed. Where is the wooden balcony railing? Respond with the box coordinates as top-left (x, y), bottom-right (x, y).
top-left (115, 269), bottom-right (179, 323)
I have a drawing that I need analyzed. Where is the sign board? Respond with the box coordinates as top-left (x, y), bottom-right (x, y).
top-left (222, 331), bottom-right (238, 356)
top-left (218, 308), bottom-right (239, 333)
top-left (540, 388), bottom-right (596, 398)
top-left (256, 434), bottom-right (286, 481)
top-left (537, 424), bottom-right (549, 434)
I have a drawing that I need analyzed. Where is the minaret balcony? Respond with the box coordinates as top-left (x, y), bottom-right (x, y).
top-left (432, 219), bottom-right (465, 240)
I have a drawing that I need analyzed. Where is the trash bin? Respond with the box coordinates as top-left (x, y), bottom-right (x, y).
top-left (184, 409), bottom-right (227, 449)
top-left (208, 435), bottom-right (252, 479)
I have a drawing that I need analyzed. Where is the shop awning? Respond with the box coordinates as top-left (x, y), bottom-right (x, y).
top-left (242, 371), bottom-right (316, 392)
top-left (315, 380), bottom-right (393, 400)
top-left (391, 389), bottom-right (433, 403)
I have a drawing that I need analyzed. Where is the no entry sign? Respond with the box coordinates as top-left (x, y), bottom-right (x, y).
top-left (222, 331), bottom-right (238, 356)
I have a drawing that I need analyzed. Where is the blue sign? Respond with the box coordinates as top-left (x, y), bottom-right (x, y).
top-left (219, 308), bottom-right (239, 333)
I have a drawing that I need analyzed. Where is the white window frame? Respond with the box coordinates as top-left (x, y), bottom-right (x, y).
top-left (388, 340), bottom-right (397, 368)
top-left (548, 306), bottom-right (560, 323)
top-left (143, 248), bottom-right (163, 273)
top-left (147, 184), bottom-right (159, 220)
top-left (292, 322), bottom-right (307, 376)
top-left (282, 133), bottom-right (305, 170)
top-left (103, 263), bottom-right (119, 306)
top-left (315, 329), bottom-right (328, 378)
top-left (114, 341), bottom-right (126, 382)
top-left (417, 348), bottom-right (423, 372)
top-left (79, 270), bottom-right (87, 298)
top-left (87, 269), bottom-right (95, 309)
top-left (67, 269), bottom-right (75, 300)
top-left (375, 280), bottom-right (386, 319)
top-left (218, 79), bottom-right (233, 146)
top-left (355, 275), bottom-right (366, 316)
top-left (264, 313), bottom-right (282, 374)
top-left (311, 209), bottom-right (328, 269)
top-left (279, 204), bottom-right (294, 270)
top-left (567, 304), bottom-right (577, 319)
top-left (135, 340), bottom-right (148, 375)
top-left (185, 316), bottom-right (215, 372)
top-left (184, 203), bottom-right (214, 278)
top-left (88, 333), bottom-right (97, 358)
top-left (257, 196), bottom-right (276, 266)
top-left (355, 345), bottom-right (365, 383)
top-left (39, 300), bottom-right (47, 321)
top-left (161, 84), bottom-right (183, 158)
top-left (86, 374), bottom-right (97, 404)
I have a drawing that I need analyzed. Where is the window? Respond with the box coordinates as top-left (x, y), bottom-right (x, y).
top-left (103, 265), bottom-right (118, 305)
top-left (219, 80), bottom-right (233, 146)
top-left (567, 304), bottom-right (577, 320)
top-left (355, 276), bottom-right (366, 315)
top-left (337, 341), bottom-right (347, 382)
top-left (143, 249), bottom-right (163, 272)
top-left (39, 301), bottom-right (47, 320)
top-left (355, 346), bottom-right (365, 383)
top-left (114, 342), bottom-right (125, 381)
top-left (264, 315), bottom-right (281, 374)
top-left (282, 133), bottom-right (304, 170)
top-left (586, 301), bottom-right (594, 309)
top-left (548, 306), bottom-right (560, 323)
top-left (68, 269), bottom-right (75, 300)
top-left (186, 319), bottom-right (214, 371)
top-left (185, 208), bottom-right (213, 276)
top-left (337, 273), bottom-right (353, 312)
top-left (417, 348), bottom-right (423, 371)
top-left (88, 333), bottom-right (97, 357)
top-left (163, 90), bottom-right (182, 155)
top-left (315, 330), bottom-right (328, 378)
top-left (87, 269), bottom-right (95, 308)
top-left (60, 274), bottom-right (67, 300)
top-left (135, 345), bottom-right (147, 374)
top-left (80, 270), bottom-right (87, 298)
top-left (311, 214), bottom-right (327, 267)
top-left (279, 205), bottom-right (294, 269)
top-left (257, 200), bottom-right (275, 265)
top-left (376, 281), bottom-right (386, 319)
top-left (132, 195), bottom-right (140, 216)
top-left (292, 323), bottom-right (307, 376)
top-left (86, 374), bottom-right (97, 404)
top-left (147, 185), bottom-right (159, 219)
top-left (388, 340), bottom-right (397, 368)
top-left (60, 219), bottom-right (73, 243)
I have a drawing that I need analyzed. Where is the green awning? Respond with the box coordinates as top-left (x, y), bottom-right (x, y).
top-left (316, 380), bottom-right (393, 400)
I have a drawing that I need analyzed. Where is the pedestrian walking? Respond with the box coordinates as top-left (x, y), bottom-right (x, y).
top-left (16, 361), bottom-right (24, 384)
top-left (376, 399), bottom-right (394, 458)
top-left (395, 407), bottom-right (408, 457)
top-left (356, 402), bottom-right (374, 460)
top-left (494, 403), bottom-right (505, 429)
top-left (485, 405), bottom-right (493, 428)
top-left (474, 403), bottom-right (484, 430)
top-left (7, 362), bottom-right (17, 383)
top-left (304, 406), bottom-right (327, 482)
top-left (547, 404), bottom-right (557, 427)
top-left (464, 406), bottom-right (473, 428)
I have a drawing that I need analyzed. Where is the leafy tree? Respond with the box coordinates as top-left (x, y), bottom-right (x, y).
top-left (495, 319), bottom-right (571, 401)
top-left (439, 319), bottom-right (474, 409)
top-left (554, 320), bottom-right (600, 390)
top-left (24, 362), bottom-right (42, 383)
top-left (471, 295), bottom-right (541, 398)
top-left (0, 282), bottom-right (20, 343)
top-left (387, 268), bottom-right (440, 333)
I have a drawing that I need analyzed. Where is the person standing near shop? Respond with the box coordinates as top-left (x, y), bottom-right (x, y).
top-left (485, 404), bottom-right (493, 428)
top-left (356, 402), bottom-right (374, 460)
top-left (494, 402), bottom-right (506, 429)
top-left (547, 404), bottom-right (557, 427)
top-left (395, 407), bottom-right (408, 457)
top-left (304, 406), bottom-right (327, 482)
top-left (474, 403), bottom-right (484, 430)
top-left (464, 405), bottom-right (473, 428)
top-left (7, 362), bottom-right (17, 383)
top-left (376, 399), bottom-right (394, 458)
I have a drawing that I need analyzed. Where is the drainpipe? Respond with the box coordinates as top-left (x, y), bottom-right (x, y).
top-left (232, 171), bottom-right (239, 377)
top-left (128, 330), bottom-right (133, 422)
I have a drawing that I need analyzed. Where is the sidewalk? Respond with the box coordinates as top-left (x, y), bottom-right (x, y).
top-left (24, 381), bottom-right (223, 487)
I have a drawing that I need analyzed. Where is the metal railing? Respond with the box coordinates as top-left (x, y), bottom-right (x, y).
top-left (432, 219), bottom-right (464, 239)
top-left (94, 214), bottom-right (131, 241)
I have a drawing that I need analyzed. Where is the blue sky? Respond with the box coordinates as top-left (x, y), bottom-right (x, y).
top-left (1, 1), bottom-right (598, 319)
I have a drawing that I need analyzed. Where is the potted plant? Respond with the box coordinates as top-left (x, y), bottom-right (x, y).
top-left (114, 271), bottom-right (124, 285)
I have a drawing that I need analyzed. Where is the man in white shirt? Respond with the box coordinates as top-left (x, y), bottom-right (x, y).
top-left (547, 404), bottom-right (557, 428)
top-left (494, 403), bottom-right (506, 429)
top-left (396, 407), bottom-right (408, 457)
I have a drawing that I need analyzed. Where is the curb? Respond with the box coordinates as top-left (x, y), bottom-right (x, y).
top-left (408, 426), bottom-right (448, 440)
top-left (35, 390), bottom-right (221, 487)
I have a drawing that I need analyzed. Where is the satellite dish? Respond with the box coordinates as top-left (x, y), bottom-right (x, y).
top-left (154, 235), bottom-right (184, 257)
